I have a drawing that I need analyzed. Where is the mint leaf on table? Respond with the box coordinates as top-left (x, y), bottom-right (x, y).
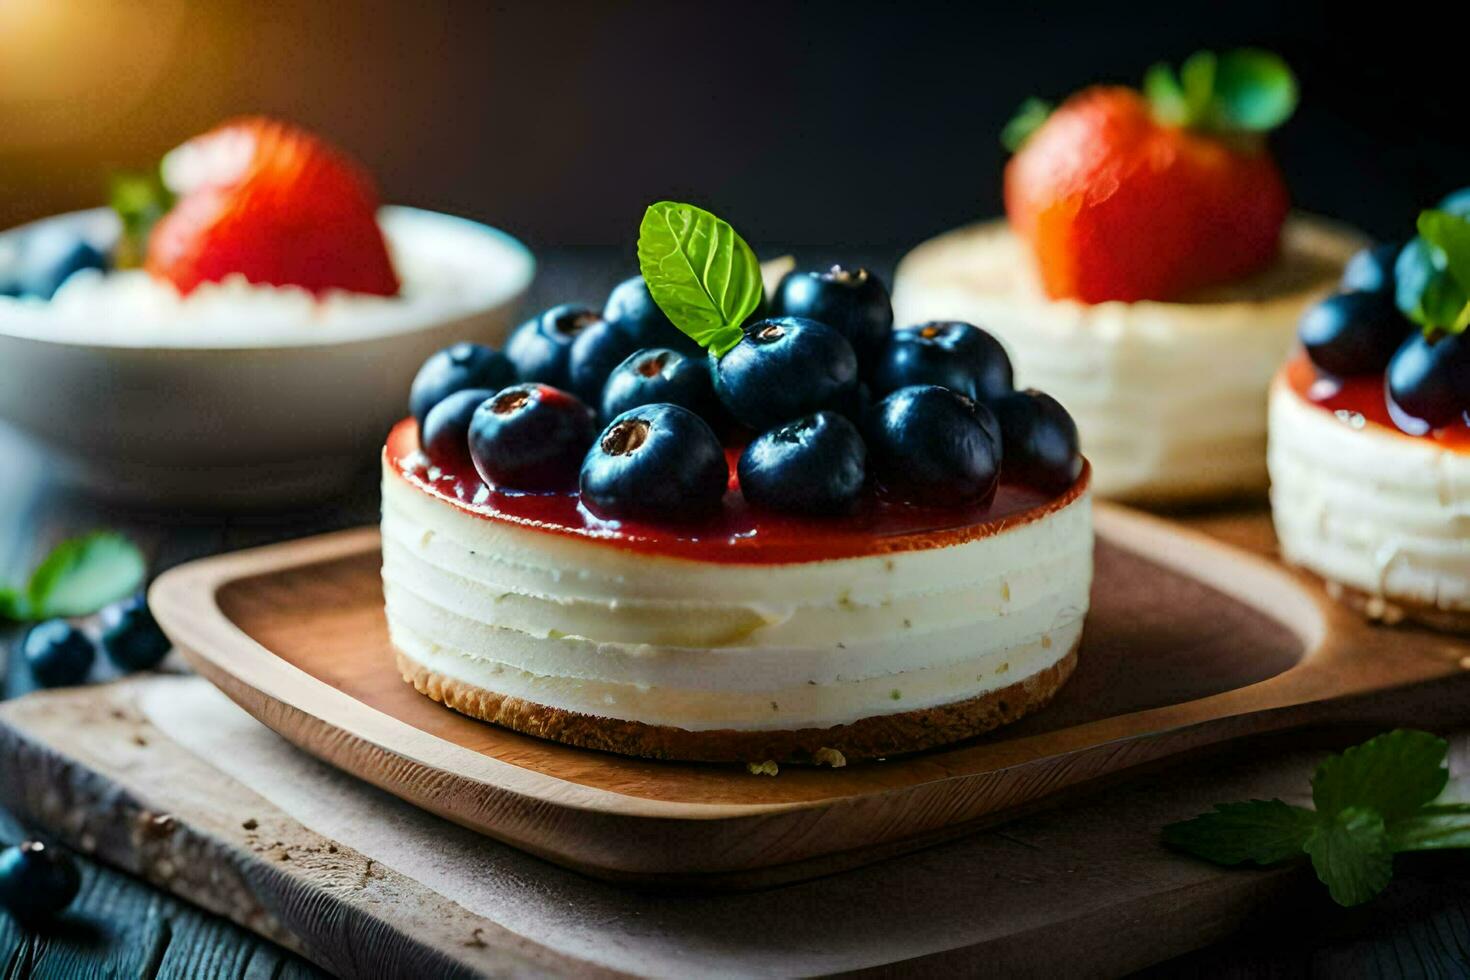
top-left (1162, 799), bottom-right (1318, 865)
top-left (1311, 729), bottom-right (1449, 822)
top-left (636, 201), bottom-right (764, 358)
top-left (1303, 807), bottom-right (1394, 907)
top-left (1001, 97), bottom-right (1054, 152)
top-left (1144, 49), bottom-right (1297, 135)
top-left (19, 532), bottom-right (145, 619)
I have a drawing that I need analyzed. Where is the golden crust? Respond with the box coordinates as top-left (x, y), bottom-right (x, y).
top-left (396, 643), bottom-right (1079, 764)
top-left (1318, 577), bottom-right (1470, 635)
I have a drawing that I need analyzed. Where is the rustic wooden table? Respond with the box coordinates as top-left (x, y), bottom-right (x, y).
top-left (3, 252), bottom-right (1469, 977)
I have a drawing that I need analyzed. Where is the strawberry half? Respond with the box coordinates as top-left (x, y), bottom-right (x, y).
top-left (146, 117), bottom-right (399, 297)
top-left (1004, 50), bottom-right (1296, 304)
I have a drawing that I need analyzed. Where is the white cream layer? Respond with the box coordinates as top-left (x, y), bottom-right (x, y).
top-left (380, 465), bottom-right (1092, 732)
top-left (1268, 376), bottom-right (1470, 618)
top-left (891, 217), bottom-right (1363, 503)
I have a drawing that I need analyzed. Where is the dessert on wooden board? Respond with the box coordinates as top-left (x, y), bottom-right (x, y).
top-left (1270, 197), bottom-right (1470, 632)
top-left (382, 202), bottom-right (1092, 764)
top-left (891, 50), bottom-right (1364, 504)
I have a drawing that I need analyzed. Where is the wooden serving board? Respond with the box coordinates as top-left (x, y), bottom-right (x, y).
top-left (148, 504), bottom-right (1470, 887)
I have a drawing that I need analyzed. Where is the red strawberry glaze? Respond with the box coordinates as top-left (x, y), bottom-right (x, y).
top-left (1284, 353), bottom-right (1470, 450)
top-left (384, 418), bottom-right (1090, 565)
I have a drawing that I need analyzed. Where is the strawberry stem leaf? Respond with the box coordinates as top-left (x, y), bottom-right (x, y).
top-left (1001, 97), bottom-right (1054, 152)
top-left (1145, 49), bottom-right (1297, 136)
top-left (109, 169), bottom-right (174, 270)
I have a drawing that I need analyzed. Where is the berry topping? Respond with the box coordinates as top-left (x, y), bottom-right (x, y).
top-left (469, 384), bottom-right (598, 492)
top-left (871, 321), bottom-right (1013, 402)
top-left (0, 841), bottom-right (81, 926)
top-left (22, 620), bottom-right (95, 688)
top-left (421, 387), bottom-right (496, 463)
top-left (738, 411), bottom-right (866, 515)
top-left (602, 348), bottom-right (716, 422)
top-left (4, 225), bottom-right (109, 300)
top-left (864, 386), bottom-right (1002, 506)
top-left (146, 117), bottom-right (399, 297)
top-left (603, 274), bottom-right (704, 357)
top-left (772, 265), bottom-right (893, 371)
top-left (409, 342), bottom-right (516, 430)
top-left (580, 405), bottom-right (729, 521)
top-left (991, 390), bottom-right (1083, 491)
top-left (712, 317), bottom-right (858, 430)
top-left (1298, 292), bottom-right (1410, 378)
top-left (505, 304), bottom-right (602, 390)
top-left (1387, 332), bottom-right (1470, 430)
top-left (567, 320), bottom-right (642, 407)
top-left (1341, 243), bottom-right (1402, 295)
top-left (100, 593), bottom-right (171, 672)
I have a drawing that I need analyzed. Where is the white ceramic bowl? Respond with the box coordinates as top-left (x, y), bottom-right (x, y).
top-left (0, 206), bottom-right (534, 506)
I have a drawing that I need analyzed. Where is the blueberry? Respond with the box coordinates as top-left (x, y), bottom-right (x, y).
top-left (419, 387), bottom-right (492, 462)
top-left (10, 226), bottom-right (108, 300)
top-left (409, 343), bottom-right (515, 430)
top-left (871, 321), bottom-right (1013, 402)
top-left (712, 317), bottom-right (858, 430)
top-left (738, 412), bottom-right (866, 515)
top-left (0, 841), bottom-right (80, 926)
top-left (468, 384), bottom-right (598, 492)
top-left (1387, 332), bottom-right (1470, 429)
top-left (1341, 243), bottom-right (1402, 295)
top-left (772, 265), bottom-right (893, 371)
top-left (603, 276), bottom-right (703, 357)
top-left (1438, 187), bottom-right (1470, 216)
top-left (505, 304), bottom-right (602, 389)
top-left (567, 320), bottom-right (641, 408)
top-left (21, 620), bottom-right (94, 688)
top-left (1298, 292), bottom-right (1410, 377)
top-left (602, 348), bottom-right (716, 421)
top-left (580, 404), bottom-right (729, 521)
top-left (991, 390), bottom-right (1082, 491)
top-left (864, 386), bottom-right (1001, 506)
top-left (100, 594), bottom-right (171, 672)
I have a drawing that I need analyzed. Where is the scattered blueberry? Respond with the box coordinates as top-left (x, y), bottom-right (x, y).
top-left (505, 304), bottom-right (603, 389)
top-left (738, 411), bottom-right (866, 515)
top-left (0, 841), bottom-right (81, 926)
top-left (1387, 331), bottom-right (1470, 429)
top-left (602, 348), bottom-right (716, 421)
top-left (1298, 292), bottom-right (1409, 377)
top-left (8, 226), bottom-right (108, 300)
top-left (409, 343), bottom-right (515, 430)
top-left (864, 385), bottom-right (1001, 506)
top-left (603, 275), bottom-right (703, 357)
top-left (772, 266), bottom-right (893, 371)
top-left (100, 594), bottom-right (171, 672)
top-left (21, 620), bottom-right (94, 688)
top-left (991, 390), bottom-right (1082, 491)
top-left (567, 320), bottom-right (642, 407)
top-left (1438, 186), bottom-right (1470, 216)
top-left (580, 404), bottom-right (729, 521)
top-left (422, 388), bottom-right (496, 463)
top-left (871, 321), bottom-right (1013, 402)
top-left (469, 384), bottom-right (598, 492)
top-left (1340, 243), bottom-right (1402, 295)
top-left (712, 317), bottom-right (858, 430)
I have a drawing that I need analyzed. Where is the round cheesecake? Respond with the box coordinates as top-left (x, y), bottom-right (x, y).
top-left (891, 217), bottom-right (1364, 504)
top-left (1269, 355), bottom-right (1470, 631)
top-left (380, 420), bottom-right (1093, 763)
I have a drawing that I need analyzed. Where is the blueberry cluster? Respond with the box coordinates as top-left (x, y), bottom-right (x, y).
top-left (0, 224), bottom-right (109, 300)
top-left (410, 267), bottom-right (1084, 522)
top-left (20, 593), bottom-right (171, 689)
top-left (1300, 193), bottom-right (1470, 429)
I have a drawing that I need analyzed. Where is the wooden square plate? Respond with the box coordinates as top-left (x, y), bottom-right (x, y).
top-left (150, 504), bottom-right (1470, 888)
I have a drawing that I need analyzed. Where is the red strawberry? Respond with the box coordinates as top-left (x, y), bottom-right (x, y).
top-left (1004, 86), bottom-right (1289, 304)
top-left (146, 117), bottom-right (399, 297)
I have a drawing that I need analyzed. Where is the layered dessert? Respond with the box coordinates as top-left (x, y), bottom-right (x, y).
top-left (382, 202), bottom-right (1093, 764)
top-left (1270, 199), bottom-right (1470, 632)
top-left (892, 50), bottom-right (1363, 503)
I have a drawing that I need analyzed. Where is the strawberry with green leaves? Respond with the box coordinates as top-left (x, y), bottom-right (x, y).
top-left (1004, 50), bottom-right (1298, 304)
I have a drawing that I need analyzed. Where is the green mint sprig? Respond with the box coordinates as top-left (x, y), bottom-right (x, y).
top-left (1406, 209), bottom-right (1470, 336)
top-left (636, 201), bottom-right (763, 358)
top-left (109, 169), bottom-right (174, 270)
top-left (1144, 49), bottom-right (1298, 135)
top-left (0, 532), bottom-right (146, 622)
top-left (1164, 730), bottom-right (1470, 906)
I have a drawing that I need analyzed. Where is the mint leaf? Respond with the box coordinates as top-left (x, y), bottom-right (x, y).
top-left (636, 202), bottom-right (763, 358)
top-left (1163, 799), bottom-right (1319, 865)
top-left (1416, 210), bottom-right (1470, 335)
top-left (1311, 730), bottom-right (1449, 822)
top-left (27, 532), bottom-right (145, 618)
top-left (0, 587), bottom-right (29, 621)
top-left (1001, 97), bottom-right (1054, 152)
top-left (1143, 48), bottom-right (1297, 135)
top-left (110, 170), bottom-right (173, 270)
top-left (1304, 806), bottom-right (1394, 906)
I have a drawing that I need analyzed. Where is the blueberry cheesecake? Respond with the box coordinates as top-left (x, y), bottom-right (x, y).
top-left (1269, 199), bottom-right (1470, 632)
top-left (892, 51), bottom-right (1364, 504)
top-left (382, 202), bottom-right (1092, 764)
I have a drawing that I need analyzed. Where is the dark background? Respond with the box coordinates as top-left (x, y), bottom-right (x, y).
top-left (1, 0), bottom-right (1466, 259)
